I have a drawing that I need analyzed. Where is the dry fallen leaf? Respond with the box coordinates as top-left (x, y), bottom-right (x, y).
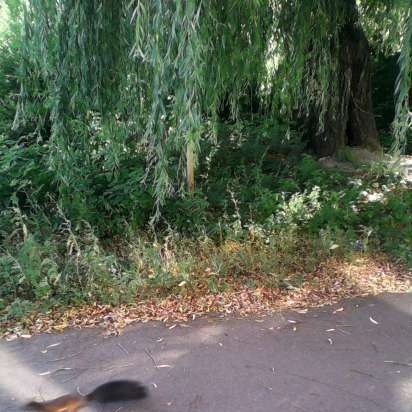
top-left (383, 360), bottom-right (412, 367)
top-left (5, 335), bottom-right (18, 342)
top-left (369, 317), bottom-right (379, 325)
top-left (38, 367), bottom-right (72, 376)
top-left (47, 342), bottom-right (61, 348)
top-left (1, 255), bottom-right (410, 340)
top-left (41, 342), bottom-right (61, 353)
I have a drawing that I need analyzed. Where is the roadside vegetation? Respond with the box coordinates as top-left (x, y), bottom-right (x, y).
top-left (0, 1), bottom-right (411, 336)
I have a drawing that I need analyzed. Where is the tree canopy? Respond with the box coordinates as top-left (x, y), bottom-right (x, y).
top-left (7, 0), bottom-right (412, 206)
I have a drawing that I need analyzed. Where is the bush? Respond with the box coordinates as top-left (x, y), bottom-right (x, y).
top-left (360, 189), bottom-right (412, 266)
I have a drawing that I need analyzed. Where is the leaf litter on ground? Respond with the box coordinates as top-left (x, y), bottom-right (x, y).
top-left (1, 254), bottom-right (411, 340)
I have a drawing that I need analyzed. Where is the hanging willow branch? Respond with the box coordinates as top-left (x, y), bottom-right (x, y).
top-left (131, 0), bottom-right (271, 207)
top-left (16, 0), bottom-right (411, 209)
top-left (393, 2), bottom-right (412, 153)
top-left (132, 0), bottom-right (204, 205)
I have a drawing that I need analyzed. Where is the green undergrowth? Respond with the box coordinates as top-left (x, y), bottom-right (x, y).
top-left (1, 143), bottom-right (411, 325)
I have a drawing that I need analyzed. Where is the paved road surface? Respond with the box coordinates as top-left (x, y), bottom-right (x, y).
top-left (1, 292), bottom-right (412, 412)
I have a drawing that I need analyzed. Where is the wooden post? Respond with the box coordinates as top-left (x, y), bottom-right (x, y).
top-left (186, 144), bottom-right (195, 192)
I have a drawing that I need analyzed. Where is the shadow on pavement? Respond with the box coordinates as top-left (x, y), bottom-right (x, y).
top-left (0, 292), bottom-right (411, 412)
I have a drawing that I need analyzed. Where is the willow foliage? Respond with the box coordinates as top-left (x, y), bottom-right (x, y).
top-left (131, 1), bottom-right (271, 203)
top-left (393, 2), bottom-right (412, 153)
top-left (270, 1), bottom-right (349, 127)
top-left (14, 0), bottom-right (412, 206)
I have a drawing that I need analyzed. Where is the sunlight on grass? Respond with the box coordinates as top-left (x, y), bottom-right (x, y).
top-left (0, 4), bottom-right (10, 37)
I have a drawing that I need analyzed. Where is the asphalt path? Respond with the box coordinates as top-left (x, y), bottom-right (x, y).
top-left (1, 292), bottom-right (411, 412)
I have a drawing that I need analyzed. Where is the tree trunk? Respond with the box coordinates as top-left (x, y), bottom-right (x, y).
top-left (311, 0), bottom-right (380, 156)
top-left (186, 145), bottom-right (195, 192)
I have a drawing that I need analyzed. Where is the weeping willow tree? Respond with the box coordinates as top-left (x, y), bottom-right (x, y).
top-left (393, 1), bottom-right (412, 153)
top-left (14, 0), bottom-right (412, 208)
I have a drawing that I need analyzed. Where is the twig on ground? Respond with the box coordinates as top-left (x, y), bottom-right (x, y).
top-left (144, 348), bottom-right (158, 368)
top-left (350, 368), bottom-right (375, 378)
top-left (117, 343), bottom-right (129, 355)
top-left (102, 363), bottom-right (134, 372)
top-left (47, 352), bottom-right (81, 362)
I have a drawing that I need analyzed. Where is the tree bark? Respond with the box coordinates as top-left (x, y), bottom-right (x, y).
top-left (186, 145), bottom-right (195, 192)
top-left (310, 0), bottom-right (380, 156)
